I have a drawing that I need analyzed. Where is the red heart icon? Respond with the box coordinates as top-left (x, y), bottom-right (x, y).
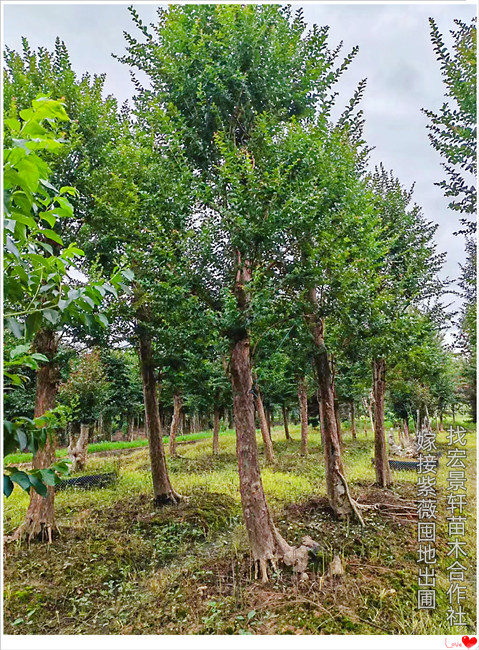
top-left (462, 637), bottom-right (477, 649)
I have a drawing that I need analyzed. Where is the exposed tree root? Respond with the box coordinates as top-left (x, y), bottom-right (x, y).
top-left (253, 531), bottom-right (319, 583)
top-left (337, 470), bottom-right (365, 527)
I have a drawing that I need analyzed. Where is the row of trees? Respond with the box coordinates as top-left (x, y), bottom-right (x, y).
top-left (4, 7), bottom-right (476, 578)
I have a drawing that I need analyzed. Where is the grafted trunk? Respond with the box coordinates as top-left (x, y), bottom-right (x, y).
top-left (255, 387), bottom-right (275, 463)
top-left (138, 326), bottom-right (179, 506)
top-left (282, 405), bottom-right (291, 440)
top-left (305, 294), bottom-right (354, 518)
top-left (372, 358), bottom-right (392, 488)
top-left (169, 392), bottom-right (183, 457)
top-left (212, 408), bottom-right (221, 455)
top-left (69, 423), bottom-right (89, 472)
top-left (15, 329), bottom-right (59, 542)
top-left (350, 401), bottom-right (356, 439)
top-left (298, 377), bottom-right (309, 455)
top-left (229, 256), bottom-right (316, 580)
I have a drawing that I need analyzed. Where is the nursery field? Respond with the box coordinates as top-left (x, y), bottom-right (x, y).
top-left (4, 422), bottom-right (476, 636)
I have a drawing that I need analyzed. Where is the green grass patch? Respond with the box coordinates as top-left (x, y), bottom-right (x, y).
top-left (3, 428), bottom-right (237, 466)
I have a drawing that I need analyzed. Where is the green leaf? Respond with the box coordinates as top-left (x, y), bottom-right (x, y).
top-left (10, 470), bottom-right (32, 492)
top-left (29, 475), bottom-right (48, 497)
top-left (3, 475), bottom-right (14, 498)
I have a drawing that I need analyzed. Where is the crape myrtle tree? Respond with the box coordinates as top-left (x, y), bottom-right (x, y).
top-left (87, 99), bottom-right (195, 505)
top-left (360, 167), bottom-right (445, 487)
top-left (3, 98), bottom-right (129, 541)
top-left (120, 4), bottom-right (369, 577)
top-left (423, 18), bottom-right (476, 420)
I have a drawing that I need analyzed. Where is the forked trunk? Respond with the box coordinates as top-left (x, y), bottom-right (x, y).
top-left (255, 387), bottom-right (275, 463)
top-left (69, 423), bottom-right (89, 472)
top-left (15, 329), bottom-right (59, 542)
top-left (350, 401), bottom-right (356, 439)
top-left (305, 294), bottom-right (354, 518)
top-left (298, 377), bottom-right (309, 455)
top-left (138, 326), bottom-right (180, 506)
top-left (282, 405), bottom-right (291, 440)
top-left (169, 392), bottom-right (183, 457)
top-left (212, 407), bottom-right (220, 455)
top-left (372, 358), bottom-right (392, 488)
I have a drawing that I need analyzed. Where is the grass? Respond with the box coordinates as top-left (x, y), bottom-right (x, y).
top-left (3, 419), bottom-right (477, 635)
top-left (3, 428), bottom-right (237, 466)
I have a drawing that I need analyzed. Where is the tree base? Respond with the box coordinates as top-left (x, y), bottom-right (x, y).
top-left (153, 490), bottom-right (185, 507)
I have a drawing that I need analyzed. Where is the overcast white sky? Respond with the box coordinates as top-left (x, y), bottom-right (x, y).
top-left (3, 1), bottom-right (477, 335)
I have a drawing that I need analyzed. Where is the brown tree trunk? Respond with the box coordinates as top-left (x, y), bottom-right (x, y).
top-left (15, 329), bottom-right (59, 542)
top-left (298, 377), bottom-right (309, 455)
top-left (317, 390), bottom-right (325, 448)
top-left (138, 325), bottom-right (180, 506)
top-left (255, 387), bottom-right (275, 463)
top-left (169, 391), bottom-right (183, 457)
top-left (372, 359), bottom-right (392, 487)
top-left (350, 401), bottom-right (356, 439)
top-left (228, 255), bottom-right (314, 580)
top-left (363, 414), bottom-right (368, 436)
top-left (212, 407), bottom-right (220, 455)
top-left (305, 292), bottom-right (354, 517)
top-left (282, 405), bottom-right (291, 440)
top-left (126, 416), bottom-right (135, 442)
top-left (69, 423), bottom-right (89, 472)
top-left (265, 409), bottom-right (272, 437)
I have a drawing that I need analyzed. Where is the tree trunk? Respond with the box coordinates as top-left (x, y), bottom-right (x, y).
top-left (305, 294), bottom-right (354, 517)
top-left (265, 409), bottom-right (272, 437)
top-left (350, 401), bottom-right (356, 439)
top-left (126, 416), bottom-right (135, 442)
top-left (317, 390), bottom-right (325, 448)
top-left (372, 358), bottom-right (392, 488)
top-left (212, 407), bottom-right (220, 455)
top-left (363, 414), bottom-right (368, 436)
top-left (15, 329), bottom-right (59, 542)
top-left (282, 405), bottom-right (291, 440)
top-left (138, 325), bottom-right (179, 506)
top-left (255, 387), bottom-right (275, 463)
top-left (69, 423), bottom-right (89, 472)
top-left (228, 256), bottom-right (315, 580)
top-left (169, 392), bottom-right (183, 457)
top-left (298, 377), bottom-right (309, 456)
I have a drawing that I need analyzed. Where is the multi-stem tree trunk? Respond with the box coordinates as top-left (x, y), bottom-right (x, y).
top-left (138, 325), bottom-right (180, 506)
top-left (282, 405), bottom-right (291, 440)
top-left (15, 329), bottom-right (59, 542)
top-left (372, 358), bottom-right (392, 487)
top-left (169, 392), bottom-right (183, 457)
top-left (212, 407), bottom-right (220, 455)
top-left (350, 401), bottom-right (356, 439)
top-left (255, 387), bottom-right (275, 463)
top-left (298, 377), bottom-right (309, 455)
top-left (305, 291), bottom-right (354, 517)
top-left (69, 423), bottom-right (89, 472)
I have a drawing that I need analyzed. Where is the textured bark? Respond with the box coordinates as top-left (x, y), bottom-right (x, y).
top-left (69, 423), bottom-right (89, 472)
top-left (266, 409), bottom-right (272, 437)
top-left (350, 402), bottom-right (356, 439)
top-left (317, 390), bottom-right (325, 448)
top-left (305, 293), bottom-right (353, 517)
top-left (138, 326), bottom-right (179, 506)
top-left (228, 256), bottom-right (315, 580)
top-left (255, 388), bottom-right (275, 463)
top-left (372, 358), bottom-right (392, 487)
top-left (15, 329), bottom-right (59, 542)
top-left (169, 392), bottom-right (183, 457)
top-left (298, 377), bottom-right (309, 455)
top-left (212, 408), bottom-right (220, 455)
top-left (282, 405), bottom-right (291, 440)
